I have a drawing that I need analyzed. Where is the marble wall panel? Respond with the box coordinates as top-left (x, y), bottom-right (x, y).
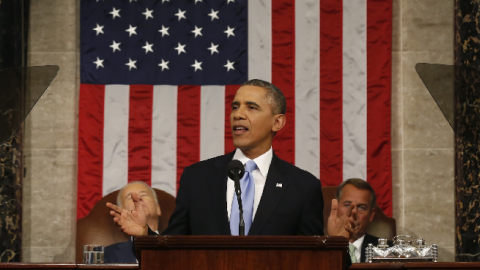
top-left (402, 0), bottom-right (454, 53)
top-left (23, 247), bottom-right (75, 263)
top-left (22, 149), bottom-right (76, 247)
top-left (24, 52), bottom-right (78, 151)
top-left (391, 52), bottom-right (402, 150)
top-left (392, 0), bottom-right (401, 52)
top-left (403, 149), bottom-right (455, 248)
top-left (392, 0), bottom-right (456, 262)
top-left (391, 150), bottom-right (404, 234)
top-left (28, 0), bottom-right (77, 53)
top-left (402, 52), bottom-right (454, 149)
top-left (23, 0), bottom-right (79, 263)
top-left (438, 246), bottom-right (456, 262)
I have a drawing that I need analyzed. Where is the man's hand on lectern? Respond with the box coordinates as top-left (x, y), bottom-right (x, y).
top-left (327, 198), bottom-right (358, 239)
top-left (106, 192), bottom-right (149, 236)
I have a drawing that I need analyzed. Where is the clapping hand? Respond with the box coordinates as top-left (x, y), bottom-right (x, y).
top-left (106, 192), bottom-right (149, 236)
top-left (327, 198), bottom-right (358, 239)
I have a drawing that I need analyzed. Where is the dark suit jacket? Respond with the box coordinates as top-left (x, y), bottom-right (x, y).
top-left (161, 150), bottom-right (324, 235)
top-left (360, 233), bottom-right (394, 263)
top-left (104, 238), bottom-right (137, 263)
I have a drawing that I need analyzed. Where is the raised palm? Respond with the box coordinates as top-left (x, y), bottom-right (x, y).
top-left (106, 192), bottom-right (148, 236)
top-left (327, 199), bottom-right (357, 239)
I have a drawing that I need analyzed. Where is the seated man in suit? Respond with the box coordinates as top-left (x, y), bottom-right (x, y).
top-left (104, 181), bottom-right (161, 263)
top-left (335, 178), bottom-right (392, 263)
top-left (108, 79), bottom-right (358, 239)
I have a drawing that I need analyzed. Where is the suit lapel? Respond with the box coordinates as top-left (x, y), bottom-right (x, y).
top-left (209, 151), bottom-right (236, 235)
top-left (248, 153), bottom-right (289, 235)
top-left (125, 238), bottom-right (137, 263)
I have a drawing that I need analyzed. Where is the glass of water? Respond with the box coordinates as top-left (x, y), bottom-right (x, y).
top-left (83, 244), bottom-right (104, 264)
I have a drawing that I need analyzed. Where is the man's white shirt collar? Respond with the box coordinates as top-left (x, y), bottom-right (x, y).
top-left (232, 147), bottom-right (273, 179)
top-left (226, 147), bottom-right (273, 220)
top-left (352, 234), bottom-right (365, 263)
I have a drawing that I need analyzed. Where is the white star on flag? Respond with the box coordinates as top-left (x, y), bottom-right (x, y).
top-left (191, 60), bottom-right (202, 71)
top-left (224, 26), bottom-right (235, 38)
top-left (224, 60), bottom-right (235, 71)
top-left (125, 58), bottom-right (137, 70)
top-left (126, 25), bottom-right (137, 36)
top-left (227, 0), bottom-right (235, 3)
top-left (162, 0), bottom-right (169, 2)
top-left (174, 9), bottom-right (186, 21)
top-left (93, 57), bottom-right (104, 69)
top-left (207, 9), bottom-right (219, 21)
top-left (191, 26), bottom-right (203, 37)
top-left (158, 59), bottom-right (169, 71)
top-left (142, 42), bottom-right (154, 54)
top-left (195, 0), bottom-right (203, 3)
top-left (174, 43), bottom-right (186, 55)
top-left (159, 25), bottom-right (169, 37)
top-left (207, 43), bottom-right (219, 55)
top-left (110, 7), bottom-right (121, 19)
top-left (93, 24), bottom-right (104, 35)
top-left (109, 40), bottom-right (121, 52)
top-left (143, 8), bottom-right (154, 20)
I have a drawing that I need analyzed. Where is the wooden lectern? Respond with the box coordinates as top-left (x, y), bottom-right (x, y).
top-left (134, 235), bottom-right (349, 270)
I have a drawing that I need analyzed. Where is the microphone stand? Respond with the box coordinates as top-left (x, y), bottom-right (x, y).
top-left (233, 173), bottom-right (245, 236)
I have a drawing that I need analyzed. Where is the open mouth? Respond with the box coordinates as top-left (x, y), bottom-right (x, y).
top-left (233, 125), bottom-right (249, 135)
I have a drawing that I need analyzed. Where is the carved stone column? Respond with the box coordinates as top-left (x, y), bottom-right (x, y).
top-left (0, 0), bottom-right (29, 262)
top-left (455, 0), bottom-right (480, 262)
top-left (0, 135), bottom-right (22, 262)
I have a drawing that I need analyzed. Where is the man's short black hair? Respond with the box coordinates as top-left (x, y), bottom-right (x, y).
top-left (334, 178), bottom-right (376, 211)
top-left (241, 79), bottom-right (286, 115)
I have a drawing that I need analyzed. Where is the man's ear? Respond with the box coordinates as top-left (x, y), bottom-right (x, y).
top-left (156, 204), bottom-right (162, 216)
top-left (369, 207), bottom-right (376, 222)
top-left (272, 114), bottom-right (286, 133)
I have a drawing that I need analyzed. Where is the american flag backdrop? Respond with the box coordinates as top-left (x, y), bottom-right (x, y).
top-left (77, 0), bottom-right (392, 219)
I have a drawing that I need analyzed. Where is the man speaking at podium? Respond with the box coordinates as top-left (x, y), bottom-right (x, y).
top-left (108, 79), bottom-right (357, 238)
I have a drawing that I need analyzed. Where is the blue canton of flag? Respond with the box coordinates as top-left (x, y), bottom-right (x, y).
top-left (81, 0), bottom-right (248, 85)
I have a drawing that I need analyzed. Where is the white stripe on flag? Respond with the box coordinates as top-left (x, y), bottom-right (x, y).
top-left (342, 0), bottom-right (367, 180)
top-left (200, 86), bottom-right (225, 161)
top-left (151, 85), bottom-right (178, 197)
top-left (248, 0), bottom-right (272, 81)
top-left (103, 85), bottom-right (129, 196)
top-left (295, 0), bottom-right (320, 178)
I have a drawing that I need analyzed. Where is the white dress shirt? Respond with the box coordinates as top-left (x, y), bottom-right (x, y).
top-left (351, 234), bottom-right (365, 263)
top-left (226, 147), bottom-right (273, 221)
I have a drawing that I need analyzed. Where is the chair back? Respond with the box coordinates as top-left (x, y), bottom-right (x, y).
top-left (75, 188), bottom-right (176, 263)
top-left (322, 186), bottom-right (396, 240)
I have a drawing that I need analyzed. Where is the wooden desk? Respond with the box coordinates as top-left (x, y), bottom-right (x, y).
top-left (0, 262), bottom-right (480, 270)
top-left (135, 235), bottom-right (348, 270)
top-left (351, 263), bottom-right (404, 269)
top-left (0, 264), bottom-right (137, 270)
top-left (351, 262), bottom-right (480, 269)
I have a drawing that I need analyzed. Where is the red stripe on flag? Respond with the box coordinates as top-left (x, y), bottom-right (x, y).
top-left (272, 0), bottom-right (295, 165)
top-left (320, 0), bottom-right (343, 186)
top-left (77, 84), bottom-right (105, 219)
top-left (225, 85), bottom-right (240, 154)
top-left (128, 85), bottom-right (153, 186)
top-left (177, 85), bottom-right (201, 188)
top-left (367, 0), bottom-right (392, 216)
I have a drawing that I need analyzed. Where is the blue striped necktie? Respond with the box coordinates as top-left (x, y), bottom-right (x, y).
top-left (230, 160), bottom-right (257, 236)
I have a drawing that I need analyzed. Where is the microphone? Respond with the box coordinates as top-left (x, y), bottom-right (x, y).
top-left (227, 159), bottom-right (245, 180)
top-left (226, 160), bottom-right (246, 236)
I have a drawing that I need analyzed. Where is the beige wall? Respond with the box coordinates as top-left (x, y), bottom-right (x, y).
top-left (21, 0), bottom-right (456, 263)
top-left (391, 0), bottom-right (455, 262)
top-left (22, 0), bottom-right (79, 262)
